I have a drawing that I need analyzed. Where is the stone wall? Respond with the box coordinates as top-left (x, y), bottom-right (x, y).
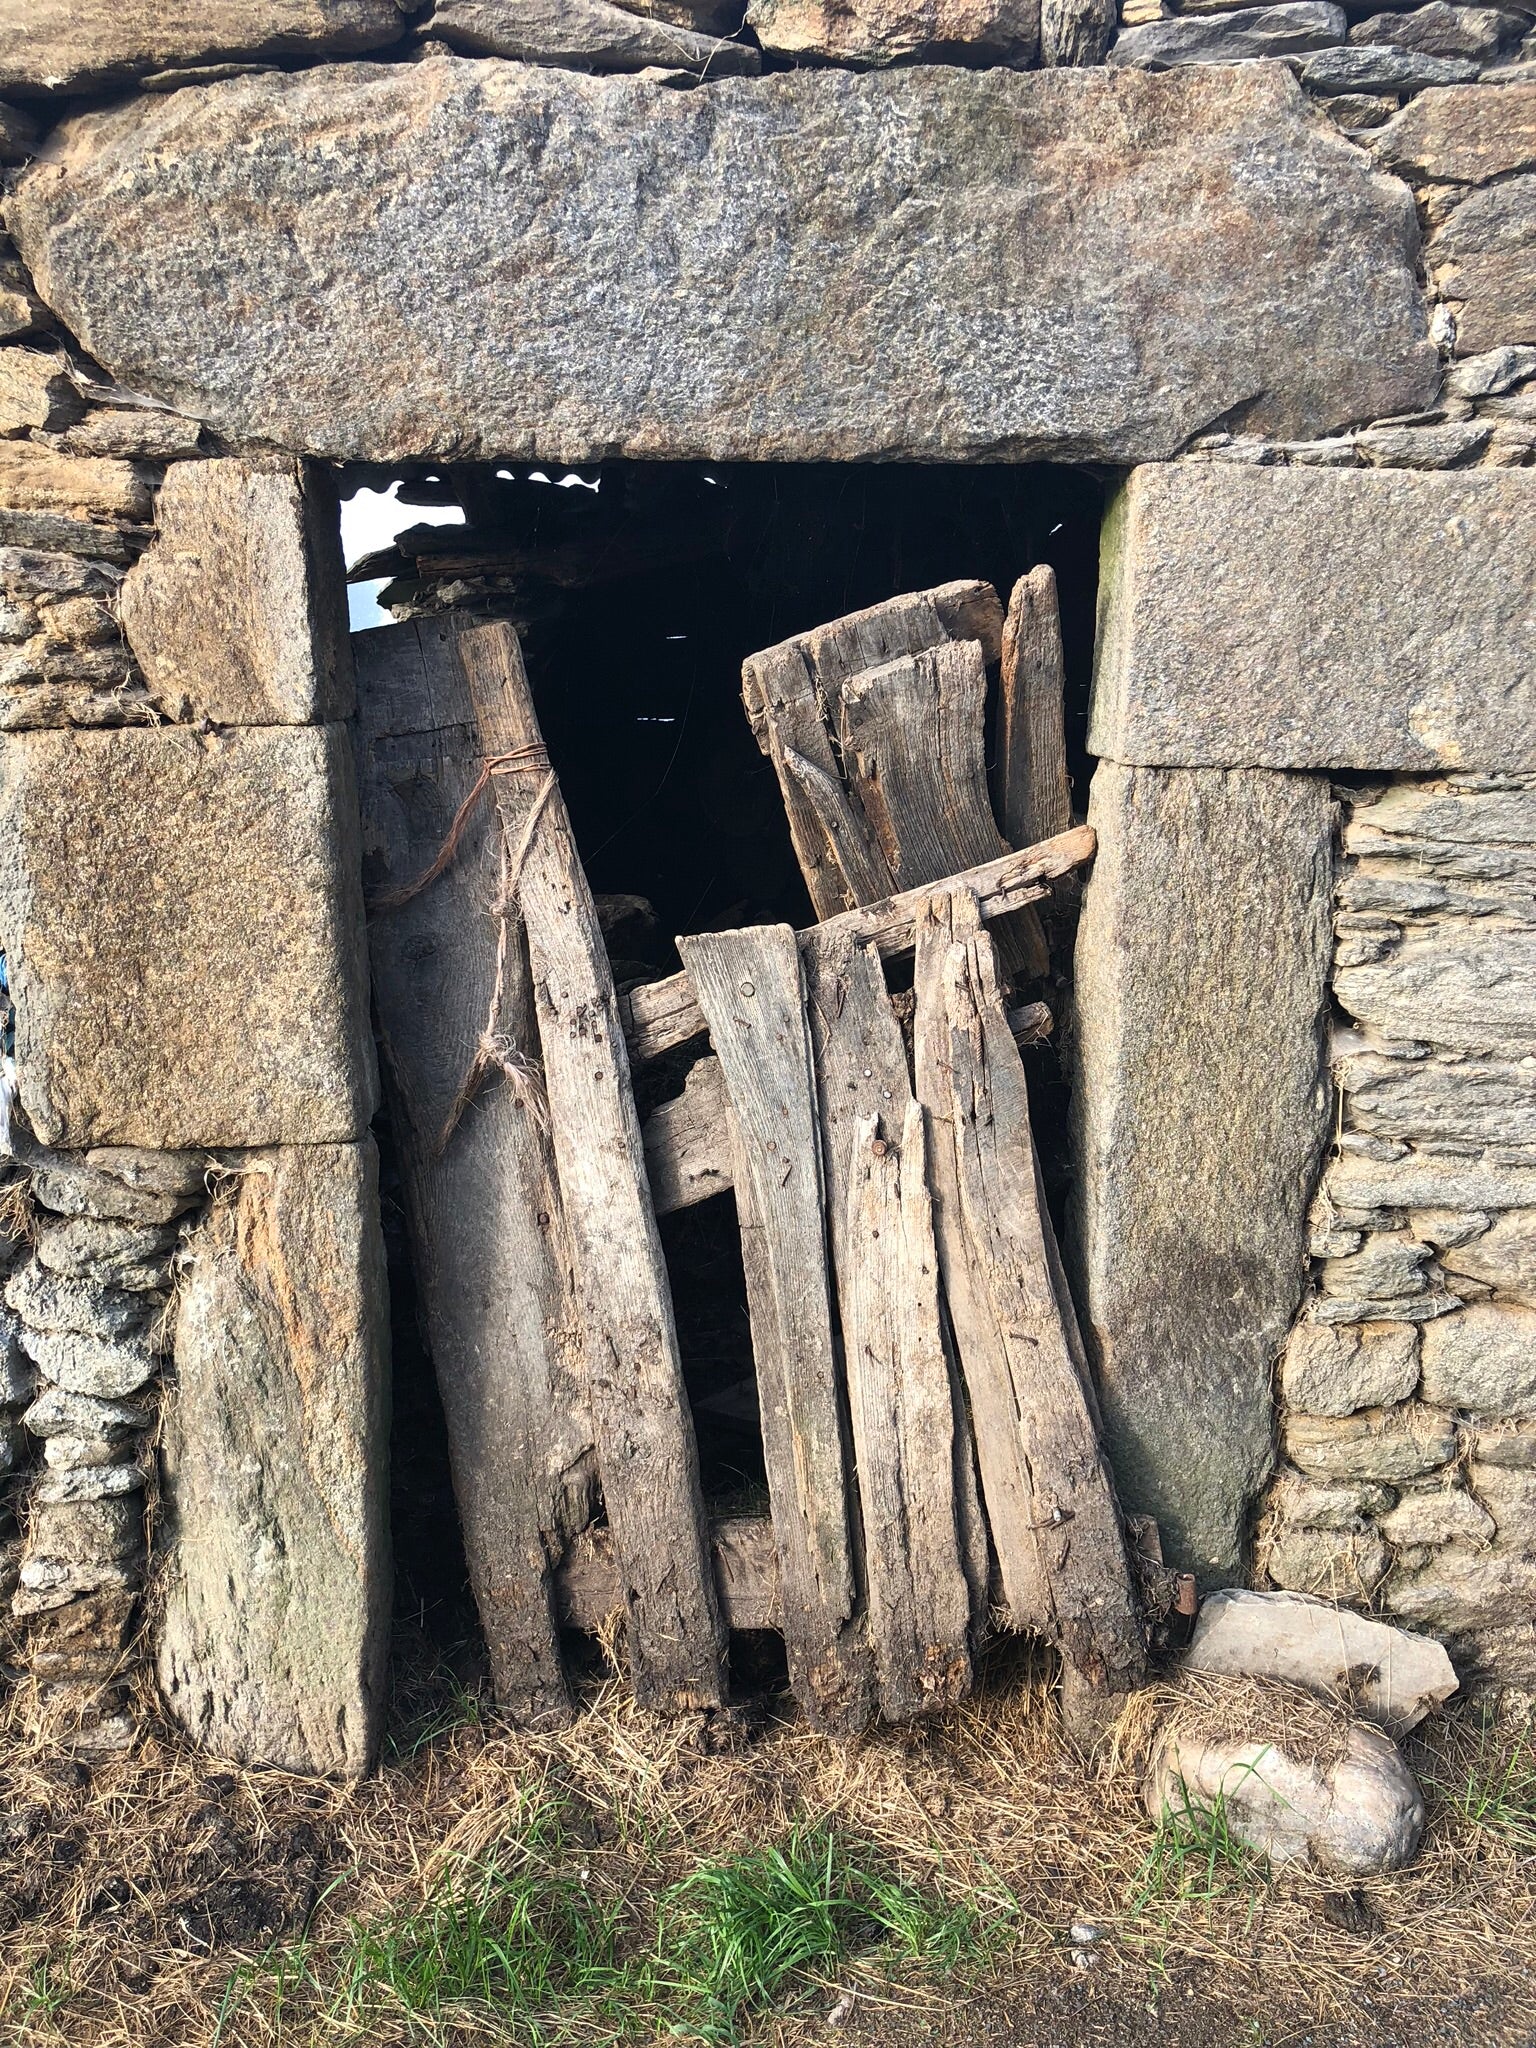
top-left (1261, 777), bottom-right (1536, 1687)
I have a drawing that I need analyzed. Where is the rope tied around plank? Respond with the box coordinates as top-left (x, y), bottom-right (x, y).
top-left (367, 742), bottom-right (557, 1152)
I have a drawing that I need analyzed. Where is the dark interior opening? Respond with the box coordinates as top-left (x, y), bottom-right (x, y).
top-left (344, 458), bottom-right (1106, 1686)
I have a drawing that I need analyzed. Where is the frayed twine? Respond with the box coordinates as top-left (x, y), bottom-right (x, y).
top-left (368, 744), bottom-right (551, 915)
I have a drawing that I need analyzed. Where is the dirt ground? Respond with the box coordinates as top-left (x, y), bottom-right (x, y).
top-left (2, 1625), bottom-right (1534, 2048)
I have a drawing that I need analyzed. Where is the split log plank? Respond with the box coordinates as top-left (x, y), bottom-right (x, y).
top-left (919, 894), bottom-right (1145, 1701)
top-left (806, 929), bottom-right (987, 1662)
top-left (558, 1516), bottom-right (779, 1635)
top-left (676, 924), bottom-right (874, 1733)
top-left (353, 619), bottom-right (594, 1726)
top-left (742, 581), bottom-right (1003, 919)
top-left (623, 823), bottom-right (1094, 1064)
top-left (457, 619), bottom-right (726, 1715)
top-left (997, 566), bottom-right (1073, 852)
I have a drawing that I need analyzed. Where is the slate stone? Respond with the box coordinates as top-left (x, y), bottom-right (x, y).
top-left (34, 1464), bottom-right (142, 1505)
top-left (22, 1385), bottom-right (148, 1439)
top-left (27, 1155), bottom-right (192, 1227)
top-left (1284, 1403), bottom-right (1459, 1480)
top-left (1441, 1210), bottom-right (1536, 1299)
top-left (747, 0), bottom-right (1039, 62)
top-left (1334, 926), bottom-right (1536, 1052)
top-left (1446, 345), bottom-right (1536, 399)
top-left (34, 1216), bottom-right (179, 1288)
top-left (1372, 80), bottom-right (1536, 183)
top-left (1330, 1152), bottom-right (1536, 1212)
top-left (1430, 177), bottom-right (1536, 355)
top-left (157, 1141), bottom-right (390, 1778)
top-left (1340, 1051), bottom-right (1536, 1148)
top-left (0, 510), bottom-right (131, 563)
top-left (5, 1262), bottom-right (151, 1342)
top-left (1090, 465), bottom-right (1536, 772)
top-left (120, 458), bottom-right (353, 727)
top-left (1379, 1481), bottom-right (1496, 1545)
top-left (432, 0), bottom-right (760, 70)
top-left (59, 410), bottom-right (204, 461)
top-left (0, 724), bottom-right (376, 1149)
top-left (1266, 1524), bottom-right (1390, 1596)
top-left (1268, 1467), bottom-right (1397, 1529)
top-left (1349, 3), bottom-right (1524, 61)
top-left (1355, 420), bottom-right (1492, 467)
top-left (1302, 43), bottom-right (1480, 90)
top-left (1420, 1301), bottom-right (1536, 1415)
top-left (1385, 1540), bottom-right (1536, 1634)
top-left (1071, 763), bottom-right (1335, 1581)
top-left (1111, 2), bottom-right (1345, 68)
top-left (0, 1), bottom-right (413, 98)
top-left (1319, 1233), bottom-right (1434, 1301)
top-left (4, 59), bottom-right (1437, 465)
top-left (1281, 1318), bottom-right (1420, 1417)
top-left (0, 444), bottom-right (151, 525)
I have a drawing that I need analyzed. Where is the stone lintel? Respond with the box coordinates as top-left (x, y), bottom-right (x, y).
top-left (1090, 464), bottom-right (1536, 772)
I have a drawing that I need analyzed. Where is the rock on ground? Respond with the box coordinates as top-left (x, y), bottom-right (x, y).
top-left (156, 1141), bottom-right (391, 1779)
top-left (1146, 1690), bottom-right (1425, 1874)
top-left (1071, 764), bottom-right (1335, 1581)
top-left (0, 724), bottom-right (376, 1149)
top-left (4, 59), bottom-right (1436, 465)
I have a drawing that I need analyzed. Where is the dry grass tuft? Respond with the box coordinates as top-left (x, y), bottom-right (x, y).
top-left (0, 1625), bottom-right (1533, 2046)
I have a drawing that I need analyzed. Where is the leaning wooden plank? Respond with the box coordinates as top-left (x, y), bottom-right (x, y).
top-left (741, 580), bottom-right (1004, 920)
top-left (913, 891), bottom-right (1051, 1636)
top-left (676, 924), bottom-right (874, 1733)
top-left (641, 1054), bottom-right (732, 1216)
top-left (456, 619), bottom-right (726, 1715)
top-left (623, 823), bottom-right (1095, 1063)
top-left (804, 926), bottom-right (987, 1654)
top-left (354, 619), bottom-right (593, 1726)
top-left (997, 565), bottom-right (1073, 852)
top-left (931, 905), bottom-right (1146, 1705)
top-left (557, 1517), bottom-right (780, 1635)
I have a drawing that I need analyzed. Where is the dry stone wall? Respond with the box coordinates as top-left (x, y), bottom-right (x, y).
top-left (1261, 778), bottom-right (1536, 1688)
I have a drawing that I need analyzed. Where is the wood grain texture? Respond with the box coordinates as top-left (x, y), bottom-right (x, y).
top-left (677, 924), bottom-right (874, 1733)
top-left (354, 618), bottom-right (595, 1725)
top-left (457, 620), bottom-right (726, 1714)
top-left (997, 565), bottom-right (1073, 852)
top-left (741, 581), bottom-right (1003, 919)
top-left (803, 925), bottom-right (989, 1646)
top-left (623, 824), bottom-right (1094, 1063)
top-left (929, 907), bottom-right (1146, 1699)
top-left (642, 1054), bottom-right (732, 1215)
top-left (557, 1516), bottom-right (779, 1634)
top-left (913, 890), bottom-right (1051, 1634)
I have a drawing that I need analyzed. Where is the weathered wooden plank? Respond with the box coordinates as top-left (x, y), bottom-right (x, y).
top-left (913, 890), bottom-right (1051, 1635)
top-left (926, 901), bottom-right (1146, 1703)
top-left (557, 1516), bottom-right (780, 1635)
top-left (676, 924), bottom-right (874, 1733)
top-left (741, 581), bottom-right (1004, 919)
top-left (803, 925), bottom-right (988, 1648)
top-left (354, 618), bottom-right (594, 1726)
top-left (623, 823), bottom-right (1094, 1063)
top-left (997, 565), bottom-right (1073, 853)
top-left (641, 1054), bottom-right (732, 1216)
top-left (456, 619), bottom-right (726, 1715)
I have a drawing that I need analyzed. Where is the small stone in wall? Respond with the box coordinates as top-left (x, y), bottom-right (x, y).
top-left (0, 352), bottom-right (80, 439)
top-left (0, 444), bottom-right (153, 526)
top-left (1281, 1318), bottom-right (1419, 1417)
top-left (5, 1262), bottom-right (157, 1344)
top-left (747, 0), bottom-right (1038, 62)
top-left (1445, 345), bottom-right (1536, 400)
top-left (1355, 421), bottom-right (1492, 468)
top-left (1384, 1540), bottom-right (1536, 1635)
top-left (42, 1432), bottom-right (137, 1471)
top-left (1348, 3), bottom-right (1523, 62)
top-left (1266, 1523), bottom-right (1391, 1598)
top-left (1469, 1421), bottom-right (1536, 1468)
top-left (21, 1385), bottom-right (149, 1442)
top-left (431, 0), bottom-right (761, 74)
top-left (1322, 92), bottom-right (1399, 132)
top-left (1302, 43), bottom-right (1480, 92)
top-left (1319, 1233), bottom-right (1435, 1301)
top-left (1111, 2), bottom-right (1345, 68)
top-left (1468, 1462), bottom-right (1536, 1545)
top-left (1440, 1209), bottom-right (1536, 1301)
top-left (35, 1463), bottom-right (143, 1505)
top-left (1371, 80), bottom-right (1536, 185)
top-left (18, 1328), bottom-right (159, 1400)
top-left (1420, 1300), bottom-right (1536, 1416)
top-left (0, 250), bottom-right (49, 343)
top-left (1379, 1482), bottom-right (1496, 1546)
top-left (27, 1154), bottom-right (195, 1227)
top-left (58, 410), bottom-right (203, 462)
top-left (1285, 1402), bottom-right (1458, 1482)
top-left (1430, 176), bottom-right (1536, 357)
top-left (1145, 1679), bottom-right (1425, 1875)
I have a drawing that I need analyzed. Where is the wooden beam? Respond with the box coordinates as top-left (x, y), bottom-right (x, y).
top-left (354, 619), bottom-right (595, 1727)
top-left (557, 1517), bottom-right (779, 1635)
top-left (997, 566), bottom-right (1073, 852)
top-left (916, 893), bottom-right (1146, 1704)
top-left (622, 824), bottom-right (1094, 1064)
top-left (457, 620), bottom-right (727, 1715)
top-left (805, 926), bottom-right (975, 1718)
top-left (677, 925), bottom-right (874, 1733)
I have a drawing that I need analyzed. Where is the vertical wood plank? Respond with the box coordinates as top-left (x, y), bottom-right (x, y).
top-left (354, 619), bottom-right (593, 1725)
top-left (677, 924), bottom-right (875, 1733)
top-left (456, 620), bottom-right (726, 1715)
top-left (997, 566), bottom-right (1073, 852)
top-left (926, 903), bottom-right (1146, 1701)
top-left (803, 926), bottom-right (989, 1636)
